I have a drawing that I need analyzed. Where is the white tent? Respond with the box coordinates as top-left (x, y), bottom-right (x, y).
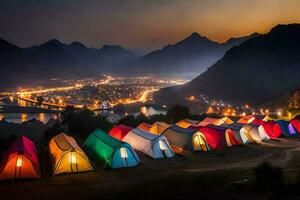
top-left (123, 128), bottom-right (174, 159)
top-left (257, 125), bottom-right (271, 141)
top-left (240, 124), bottom-right (267, 143)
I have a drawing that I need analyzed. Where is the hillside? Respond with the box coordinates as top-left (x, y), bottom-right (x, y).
top-left (154, 24), bottom-right (300, 106)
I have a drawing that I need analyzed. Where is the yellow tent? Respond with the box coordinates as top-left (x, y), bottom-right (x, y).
top-left (176, 119), bottom-right (199, 128)
top-left (149, 122), bottom-right (172, 135)
top-left (213, 117), bottom-right (234, 126)
top-left (49, 133), bottom-right (93, 176)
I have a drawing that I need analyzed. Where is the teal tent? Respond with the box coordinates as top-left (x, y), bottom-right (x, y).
top-left (84, 129), bottom-right (140, 169)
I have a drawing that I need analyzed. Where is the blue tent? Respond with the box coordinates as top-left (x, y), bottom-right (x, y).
top-left (276, 120), bottom-right (296, 136)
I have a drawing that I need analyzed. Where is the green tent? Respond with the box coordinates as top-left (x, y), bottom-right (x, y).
top-left (84, 129), bottom-right (140, 169)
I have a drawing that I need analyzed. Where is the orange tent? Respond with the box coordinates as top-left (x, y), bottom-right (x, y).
top-left (0, 136), bottom-right (41, 180)
top-left (137, 122), bottom-right (152, 131)
top-left (49, 133), bottom-right (93, 176)
top-left (237, 115), bottom-right (256, 124)
top-left (149, 122), bottom-right (171, 135)
top-left (213, 117), bottom-right (234, 126)
top-left (176, 119), bottom-right (199, 128)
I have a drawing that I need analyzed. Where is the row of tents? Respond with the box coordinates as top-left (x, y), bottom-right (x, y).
top-left (1, 116), bottom-right (300, 181)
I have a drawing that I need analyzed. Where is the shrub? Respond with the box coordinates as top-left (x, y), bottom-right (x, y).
top-left (166, 105), bottom-right (190, 124)
top-left (253, 162), bottom-right (284, 192)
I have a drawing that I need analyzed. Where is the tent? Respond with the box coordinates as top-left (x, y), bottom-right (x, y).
top-left (277, 120), bottom-right (296, 136)
top-left (220, 123), bottom-right (243, 141)
top-left (259, 122), bottom-right (282, 139)
top-left (49, 133), bottom-right (93, 175)
top-left (213, 117), bottom-right (234, 126)
top-left (291, 119), bottom-right (300, 133)
top-left (109, 125), bottom-right (132, 140)
top-left (137, 122), bottom-right (152, 131)
top-left (84, 129), bottom-right (139, 169)
top-left (162, 125), bottom-right (210, 153)
top-left (288, 121), bottom-right (298, 135)
top-left (123, 128), bottom-right (174, 159)
top-left (0, 136), bottom-right (41, 180)
top-left (149, 122), bottom-right (171, 135)
top-left (252, 118), bottom-right (265, 125)
top-left (176, 119), bottom-right (199, 128)
top-left (237, 115), bottom-right (256, 124)
top-left (196, 126), bottom-right (226, 149)
top-left (198, 118), bottom-right (219, 127)
top-left (205, 125), bottom-right (241, 147)
top-left (240, 124), bottom-right (268, 143)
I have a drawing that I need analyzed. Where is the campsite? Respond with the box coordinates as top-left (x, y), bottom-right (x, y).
top-left (1, 137), bottom-right (300, 199)
top-left (1, 1), bottom-right (300, 199)
top-left (1, 110), bottom-right (300, 199)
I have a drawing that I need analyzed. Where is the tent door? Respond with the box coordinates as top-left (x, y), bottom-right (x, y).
top-left (14, 155), bottom-right (23, 179)
top-left (120, 147), bottom-right (129, 167)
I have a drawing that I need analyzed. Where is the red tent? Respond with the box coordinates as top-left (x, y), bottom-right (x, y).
top-left (0, 136), bottom-right (41, 180)
top-left (251, 118), bottom-right (265, 125)
top-left (225, 129), bottom-right (242, 146)
top-left (260, 122), bottom-right (282, 139)
top-left (197, 127), bottom-right (227, 150)
top-left (291, 119), bottom-right (300, 133)
top-left (109, 125), bottom-right (132, 140)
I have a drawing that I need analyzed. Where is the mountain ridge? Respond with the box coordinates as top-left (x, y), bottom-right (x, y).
top-left (154, 24), bottom-right (300, 107)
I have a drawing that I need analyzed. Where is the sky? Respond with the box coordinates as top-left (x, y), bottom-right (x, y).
top-left (1, 0), bottom-right (300, 51)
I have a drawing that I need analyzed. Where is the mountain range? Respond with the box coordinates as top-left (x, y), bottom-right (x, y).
top-left (0, 31), bottom-right (258, 90)
top-left (0, 39), bottom-right (136, 89)
top-left (154, 24), bottom-right (300, 107)
top-left (117, 32), bottom-right (259, 77)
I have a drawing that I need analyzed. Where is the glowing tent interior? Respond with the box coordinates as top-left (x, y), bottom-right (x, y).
top-left (49, 133), bottom-right (94, 176)
top-left (109, 125), bottom-right (132, 140)
top-left (0, 136), bottom-right (41, 180)
top-left (162, 125), bottom-right (210, 154)
top-left (84, 129), bottom-right (140, 169)
top-left (123, 128), bottom-right (174, 159)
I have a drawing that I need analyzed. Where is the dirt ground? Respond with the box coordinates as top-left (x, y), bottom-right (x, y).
top-left (2, 138), bottom-right (300, 200)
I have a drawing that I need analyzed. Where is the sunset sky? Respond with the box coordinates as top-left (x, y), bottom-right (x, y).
top-left (1, 0), bottom-right (300, 50)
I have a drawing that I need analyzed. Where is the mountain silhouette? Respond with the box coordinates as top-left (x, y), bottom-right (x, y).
top-left (0, 39), bottom-right (136, 90)
top-left (117, 32), bottom-right (259, 77)
top-left (0, 31), bottom-right (262, 90)
top-left (154, 24), bottom-right (300, 106)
